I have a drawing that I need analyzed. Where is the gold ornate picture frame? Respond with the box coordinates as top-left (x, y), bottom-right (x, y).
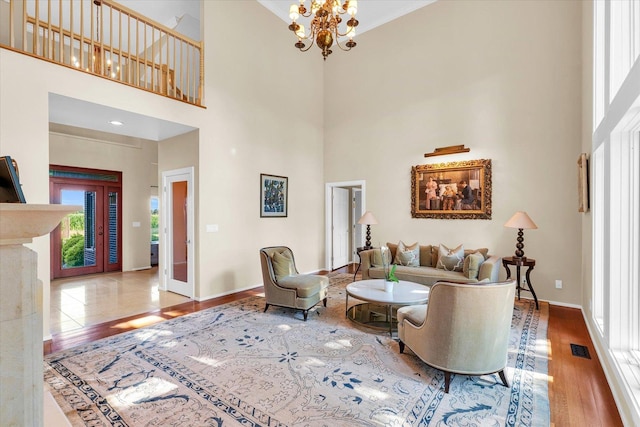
top-left (411, 159), bottom-right (492, 219)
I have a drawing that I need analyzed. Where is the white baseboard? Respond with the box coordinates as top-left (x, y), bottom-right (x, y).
top-left (131, 265), bottom-right (152, 271)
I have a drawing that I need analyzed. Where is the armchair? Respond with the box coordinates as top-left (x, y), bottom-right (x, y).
top-left (259, 246), bottom-right (329, 321)
top-left (397, 280), bottom-right (516, 393)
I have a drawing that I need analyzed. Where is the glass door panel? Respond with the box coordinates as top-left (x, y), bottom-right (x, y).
top-left (60, 189), bottom-right (98, 269)
top-left (172, 181), bottom-right (188, 283)
top-left (52, 183), bottom-right (104, 278)
top-left (105, 188), bottom-right (122, 272)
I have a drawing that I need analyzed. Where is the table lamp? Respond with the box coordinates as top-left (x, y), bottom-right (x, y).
top-left (357, 211), bottom-right (378, 249)
top-left (504, 211), bottom-right (537, 260)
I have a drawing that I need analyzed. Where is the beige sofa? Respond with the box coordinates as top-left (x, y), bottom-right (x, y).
top-left (358, 242), bottom-right (501, 286)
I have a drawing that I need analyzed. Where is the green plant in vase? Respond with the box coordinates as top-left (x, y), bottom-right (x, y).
top-left (387, 264), bottom-right (399, 283)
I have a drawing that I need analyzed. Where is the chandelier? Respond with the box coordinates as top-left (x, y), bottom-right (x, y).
top-left (288, 0), bottom-right (359, 60)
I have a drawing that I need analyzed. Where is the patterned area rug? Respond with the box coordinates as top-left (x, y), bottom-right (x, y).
top-left (44, 274), bottom-right (550, 426)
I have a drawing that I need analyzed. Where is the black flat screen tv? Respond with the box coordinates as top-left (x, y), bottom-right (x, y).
top-left (0, 156), bottom-right (26, 203)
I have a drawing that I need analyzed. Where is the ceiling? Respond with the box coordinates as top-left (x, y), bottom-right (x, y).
top-left (49, 0), bottom-right (434, 142)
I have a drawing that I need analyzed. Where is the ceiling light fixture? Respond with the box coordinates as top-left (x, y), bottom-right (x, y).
top-left (288, 0), bottom-right (358, 60)
top-left (109, 120), bottom-right (124, 126)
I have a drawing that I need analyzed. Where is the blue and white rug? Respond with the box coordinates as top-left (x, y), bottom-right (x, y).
top-left (44, 274), bottom-right (550, 426)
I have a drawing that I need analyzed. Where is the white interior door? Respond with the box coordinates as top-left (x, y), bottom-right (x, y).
top-left (163, 167), bottom-right (194, 298)
top-left (332, 187), bottom-right (350, 269)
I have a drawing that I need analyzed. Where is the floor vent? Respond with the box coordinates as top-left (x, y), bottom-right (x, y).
top-left (570, 343), bottom-right (591, 359)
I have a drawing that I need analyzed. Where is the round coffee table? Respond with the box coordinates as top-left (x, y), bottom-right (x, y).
top-left (345, 279), bottom-right (429, 336)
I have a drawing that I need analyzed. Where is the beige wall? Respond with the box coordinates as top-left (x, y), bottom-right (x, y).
top-left (0, 0), bottom-right (327, 336)
top-left (158, 130), bottom-right (199, 292)
top-left (193, 1), bottom-right (325, 300)
top-left (49, 131), bottom-right (158, 271)
top-left (323, 0), bottom-right (584, 305)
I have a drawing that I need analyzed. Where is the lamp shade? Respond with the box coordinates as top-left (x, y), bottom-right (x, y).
top-left (357, 211), bottom-right (378, 225)
top-left (504, 211), bottom-right (538, 230)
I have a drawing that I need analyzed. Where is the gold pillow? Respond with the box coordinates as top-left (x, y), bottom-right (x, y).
top-left (463, 252), bottom-right (485, 279)
top-left (272, 250), bottom-right (295, 280)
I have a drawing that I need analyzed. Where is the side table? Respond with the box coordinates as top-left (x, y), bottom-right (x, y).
top-left (502, 256), bottom-right (539, 310)
top-left (353, 246), bottom-right (369, 281)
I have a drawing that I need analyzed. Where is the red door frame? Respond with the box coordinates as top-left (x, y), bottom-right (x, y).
top-left (50, 165), bottom-right (122, 279)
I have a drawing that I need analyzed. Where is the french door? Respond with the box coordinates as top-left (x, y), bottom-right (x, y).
top-left (50, 166), bottom-right (122, 279)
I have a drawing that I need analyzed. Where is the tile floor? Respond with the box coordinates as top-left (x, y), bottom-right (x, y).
top-left (50, 267), bottom-right (191, 334)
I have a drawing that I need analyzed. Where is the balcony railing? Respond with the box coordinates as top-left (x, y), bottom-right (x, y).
top-left (0, 0), bottom-right (203, 106)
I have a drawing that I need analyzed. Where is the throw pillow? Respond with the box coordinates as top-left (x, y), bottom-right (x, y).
top-left (464, 247), bottom-right (489, 260)
top-left (437, 244), bottom-right (464, 272)
top-left (272, 250), bottom-right (295, 280)
top-left (370, 248), bottom-right (384, 267)
top-left (463, 251), bottom-right (485, 279)
top-left (393, 241), bottom-right (420, 267)
top-left (419, 245), bottom-right (433, 267)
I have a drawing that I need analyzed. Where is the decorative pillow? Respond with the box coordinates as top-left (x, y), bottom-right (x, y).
top-left (370, 248), bottom-right (384, 267)
top-left (272, 250), bottom-right (295, 280)
top-left (463, 251), bottom-right (485, 279)
top-left (419, 245), bottom-right (433, 267)
top-left (393, 241), bottom-right (420, 267)
top-left (437, 244), bottom-right (464, 272)
top-left (464, 247), bottom-right (489, 260)
top-left (386, 242), bottom-right (398, 261)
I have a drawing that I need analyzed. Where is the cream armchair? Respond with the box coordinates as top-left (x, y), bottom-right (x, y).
top-left (397, 280), bottom-right (516, 393)
top-left (259, 246), bottom-right (329, 321)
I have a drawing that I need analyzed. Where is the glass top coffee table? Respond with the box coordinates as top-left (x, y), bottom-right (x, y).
top-left (345, 279), bottom-right (429, 336)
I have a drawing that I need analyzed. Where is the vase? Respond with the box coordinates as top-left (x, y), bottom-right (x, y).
top-left (384, 280), bottom-right (394, 293)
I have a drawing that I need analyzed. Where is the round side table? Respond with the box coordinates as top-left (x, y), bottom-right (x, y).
top-left (502, 256), bottom-right (539, 310)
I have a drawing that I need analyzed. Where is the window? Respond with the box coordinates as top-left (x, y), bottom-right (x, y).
top-left (151, 196), bottom-right (159, 242)
top-left (592, 1), bottom-right (640, 423)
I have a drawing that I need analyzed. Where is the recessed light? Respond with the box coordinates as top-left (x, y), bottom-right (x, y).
top-left (109, 120), bottom-right (124, 126)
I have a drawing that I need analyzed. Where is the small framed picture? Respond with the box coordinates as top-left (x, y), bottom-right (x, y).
top-left (260, 174), bottom-right (288, 217)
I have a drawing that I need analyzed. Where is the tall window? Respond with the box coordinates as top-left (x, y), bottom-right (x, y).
top-left (592, 1), bottom-right (640, 423)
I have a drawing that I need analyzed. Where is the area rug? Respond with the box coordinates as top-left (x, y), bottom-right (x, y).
top-left (44, 274), bottom-right (550, 426)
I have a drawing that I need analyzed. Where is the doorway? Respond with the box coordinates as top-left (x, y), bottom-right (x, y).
top-left (325, 180), bottom-right (366, 271)
top-left (50, 166), bottom-right (122, 279)
top-left (162, 167), bottom-right (194, 298)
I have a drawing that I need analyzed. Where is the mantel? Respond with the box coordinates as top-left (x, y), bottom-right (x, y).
top-left (0, 203), bottom-right (81, 245)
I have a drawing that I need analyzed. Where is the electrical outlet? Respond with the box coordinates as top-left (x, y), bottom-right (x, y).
top-left (521, 277), bottom-right (527, 286)
top-left (555, 279), bottom-right (563, 289)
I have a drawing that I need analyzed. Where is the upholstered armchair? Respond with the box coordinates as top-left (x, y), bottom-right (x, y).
top-left (397, 280), bottom-right (516, 393)
top-left (259, 246), bottom-right (329, 321)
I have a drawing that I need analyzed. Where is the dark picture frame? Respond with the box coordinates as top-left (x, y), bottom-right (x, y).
top-left (411, 159), bottom-right (492, 219)
top-left (260, 173), bottom-right (288, 217)
top-left (0, 156), bottom-right (26, 203)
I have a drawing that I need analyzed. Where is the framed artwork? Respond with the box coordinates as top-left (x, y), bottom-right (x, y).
top-left (411, 159), bottom-right (492, 219)
top-left (260, 174), bottom-right (288, 217)
top-left (578, 153), bottom-right (589, 213)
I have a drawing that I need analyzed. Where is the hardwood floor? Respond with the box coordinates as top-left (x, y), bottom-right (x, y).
top-left (44, 265), bottom-right (623, 426)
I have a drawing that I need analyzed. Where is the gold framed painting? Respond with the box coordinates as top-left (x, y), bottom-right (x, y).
top-left (578, 153), bottom-right (589, 213)
top-left (411, 159), bottom-right (492, 219)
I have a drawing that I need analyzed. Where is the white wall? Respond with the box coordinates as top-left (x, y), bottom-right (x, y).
top-left (49, 131), bottom-right (158, 271)
top-left (323, 0), bottom-right (584, 305)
